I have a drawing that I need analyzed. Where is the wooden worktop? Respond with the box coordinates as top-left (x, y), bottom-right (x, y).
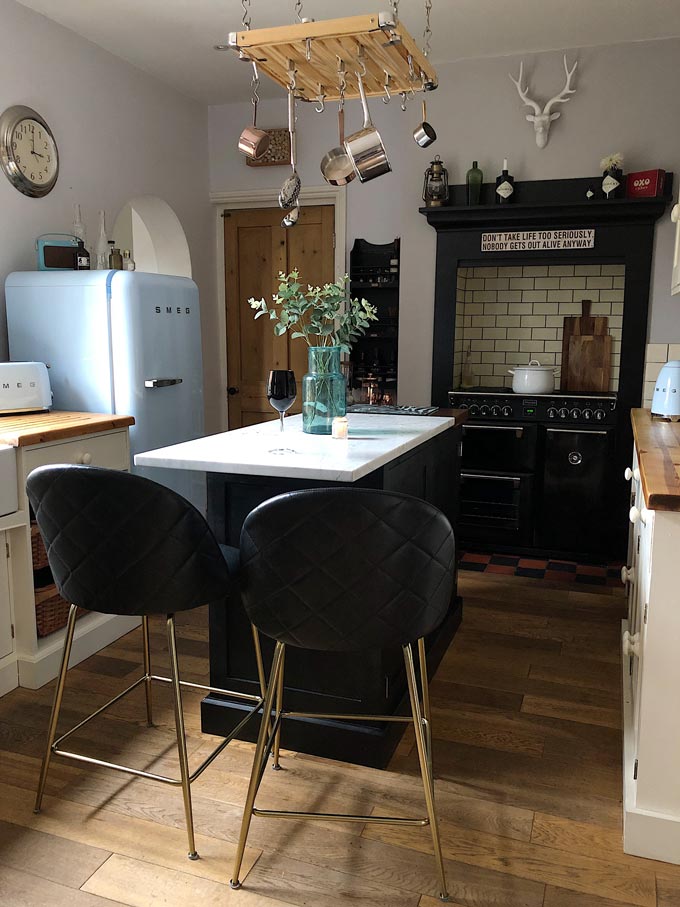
top-left (631, 408), bottom-right (680, 511)
top-left (0, 411), bottom-right (135, 448)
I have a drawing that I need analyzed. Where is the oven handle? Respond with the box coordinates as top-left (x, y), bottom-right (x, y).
top-left (461, 472), bottom-right (522, 484)
top-left (462, 425), bottom-right (524, 435)
top-left (546, 428), bottom-right (608, 435)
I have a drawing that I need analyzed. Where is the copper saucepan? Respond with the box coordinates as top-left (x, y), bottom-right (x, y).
top-left (238, 64), bottom-right (270, 160)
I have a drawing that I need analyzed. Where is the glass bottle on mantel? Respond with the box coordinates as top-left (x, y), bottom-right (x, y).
top-left (466, 161), bottom-right (483, 205)
top-left (95, 209), bottom-right (109, 269)
top-left (495, 159), bottom-right (515, 204)
top-left (122, 249), bottom-right (136, 271)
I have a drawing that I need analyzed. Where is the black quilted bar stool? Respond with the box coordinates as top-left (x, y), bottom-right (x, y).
top-left (27, 464), bottom-right (266, 860)
top-left (229, 487), bottom-right (455, 902)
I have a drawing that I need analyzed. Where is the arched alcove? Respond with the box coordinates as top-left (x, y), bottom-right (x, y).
top-left (113, 196), bottom-right (191, 277)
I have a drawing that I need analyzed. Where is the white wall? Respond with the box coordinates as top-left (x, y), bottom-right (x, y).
top-left (209, 38), bottom-right (680, 404)
top-left (0, 0), bottom-right (222, 430)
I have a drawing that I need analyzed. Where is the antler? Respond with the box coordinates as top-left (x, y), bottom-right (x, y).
top-left (542, 55), bottom-right (578, 116)
top-left (508, 61), bottom-right (541, 116)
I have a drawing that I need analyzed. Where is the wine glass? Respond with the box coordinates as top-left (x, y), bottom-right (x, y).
top-left (267, 370), bottom-right (297, 453)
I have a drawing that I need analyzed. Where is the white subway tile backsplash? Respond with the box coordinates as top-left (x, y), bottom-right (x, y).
top-left (669, 344), bottom-right (680, 360)
top-left (455, 265), bottom-right (626, 392)
top-left (646, 344), bottom-right (669, 363)
top-left (547, 290), bottom-right (574, 303)
top-left (560, 277), bottom-right (587, 290)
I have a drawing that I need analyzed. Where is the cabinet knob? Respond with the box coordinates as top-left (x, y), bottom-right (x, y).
top-left (621, 565), bottom-right (635, 585)
top-left (77, 452), bottom-right (92, 465)
top-left (623, 630), bottom-right (640, 658)
top-left (629, 506), bottom-right (650, 525)
top-left (634, 467), bottom-right (641, 482)
top-left (624, 467), bottom-right (633, 481)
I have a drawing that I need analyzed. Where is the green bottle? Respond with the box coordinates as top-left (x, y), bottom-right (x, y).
top-left (466, 161), bottom-right (483, 205)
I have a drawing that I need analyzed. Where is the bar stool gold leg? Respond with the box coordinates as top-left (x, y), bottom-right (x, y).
top-left (272, 645), bottom-right (285, 770)
top-left (142, 616), bottom-right (153, 727)
top-left (34, 603), bottom-right (78, 814)
top-left (418, 637), bottom-right (434, 791)
top-left (404, 642), bottom-right (450, 902)
top-left (230, 641), bottom-right (285, 889)
top-left (251, 624), bottom-right (267, 700)
top-left (167, 614), bottom-right (198, 860)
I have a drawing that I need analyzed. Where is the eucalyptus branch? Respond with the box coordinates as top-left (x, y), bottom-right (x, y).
top-left (248, 270), bottom-right (378, 353)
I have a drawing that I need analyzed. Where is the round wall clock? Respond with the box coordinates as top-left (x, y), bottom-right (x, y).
top-left (0, 105), bottom-right (59, 198)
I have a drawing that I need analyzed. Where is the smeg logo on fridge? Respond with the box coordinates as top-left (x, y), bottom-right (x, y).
top-left (2, 380), bottom-right (38, 389)
top-left (154, 306), bottom-right (192, 315)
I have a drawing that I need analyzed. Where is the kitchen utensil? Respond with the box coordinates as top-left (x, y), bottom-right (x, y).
top-left (321, 105), bottom-right (355, 186)
top-left (565, 334), bottom-right (612, 393)
top-left (343, 72), bottom-right (391, 183)
top-left (413, 99), bottom-right (436, 147)
top-left (238, 64), bottom-right (271, 160)
top-left (508, 359), bottom-right (559, 394)
top-left (281, 201), bottom-right (300, 227)
top-left (279, 84), bottom-right (301, 209)
top-left (561, 300), bottom-right (610, 392)
top-left (651, 360), bottom-right (680, 420)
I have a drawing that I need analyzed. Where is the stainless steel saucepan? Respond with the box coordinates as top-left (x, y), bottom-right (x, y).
top-left (320, 104), bottom-right (355, 186)
top-left (343, 72), bottom-right (391, 183)
top-left (413, 99), bottom-right (437, 147)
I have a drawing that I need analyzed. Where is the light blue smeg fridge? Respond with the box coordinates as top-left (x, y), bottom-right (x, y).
top-left (5, 270), bottom-right (205, 512)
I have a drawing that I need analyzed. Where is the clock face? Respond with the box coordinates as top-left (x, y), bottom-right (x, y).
top-left (11, 118), bottom-right (58, 189)
top-left (0, 105), bottom-right (59, 197)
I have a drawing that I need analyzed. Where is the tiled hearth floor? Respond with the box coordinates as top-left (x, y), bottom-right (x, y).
top-left (460, 551), bottom-right (624, 586)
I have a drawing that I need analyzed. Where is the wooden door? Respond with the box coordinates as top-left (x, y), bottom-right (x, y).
top-left (224, 206), bottom-right (335, 428)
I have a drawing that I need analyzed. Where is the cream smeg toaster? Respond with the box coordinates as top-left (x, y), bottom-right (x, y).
top-left (0, 361), bottom-right (52, 414)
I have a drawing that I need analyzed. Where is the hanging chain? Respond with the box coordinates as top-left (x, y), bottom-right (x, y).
top-left (250, 62), bottom-right (260, 108)
top-left (423, 0), bottom-right (432, 57)
top-left (295, 0), bottom-right (304, 22)
top-left (241, 0), bottom-right (251, 30)
top-left (391, 1), bottom-right (400, 21)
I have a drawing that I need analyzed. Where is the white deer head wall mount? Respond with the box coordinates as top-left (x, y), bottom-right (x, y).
top-left (509, 55), bottom-right (578, 149)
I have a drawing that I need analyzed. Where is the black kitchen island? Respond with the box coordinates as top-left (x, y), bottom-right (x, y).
top-left (135, 410), bottom-right (466, 767)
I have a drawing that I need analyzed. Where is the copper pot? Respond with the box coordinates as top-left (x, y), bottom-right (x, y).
top-left (238, 86), bottom-right (270, 160)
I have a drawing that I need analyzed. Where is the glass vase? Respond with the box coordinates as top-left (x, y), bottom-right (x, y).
top-left (302, 345), bottom-right (346, 435)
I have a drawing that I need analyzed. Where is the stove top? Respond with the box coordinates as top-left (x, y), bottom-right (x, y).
top-left (448, 387), bottom-right (618, 425)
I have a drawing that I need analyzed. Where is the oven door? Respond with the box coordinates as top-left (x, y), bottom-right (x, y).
top-left (461, 423), bottom-right (538, 473)
top-left (535, 426), bottom-right (616, 556)
top-left (459, 471), bottom-right (534, 545)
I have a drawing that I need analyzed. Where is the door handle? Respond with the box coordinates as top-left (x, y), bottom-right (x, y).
top-left (227, 386), bottom-right (240, 396)
top-left (144, 378), bottom-right (183, 388)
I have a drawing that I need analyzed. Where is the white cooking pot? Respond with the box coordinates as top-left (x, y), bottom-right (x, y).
top-left (508, 359), bottom-right (559, 394)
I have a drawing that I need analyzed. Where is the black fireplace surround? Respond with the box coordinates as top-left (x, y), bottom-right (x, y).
top-left (421, 175), bottom-right (674, 558)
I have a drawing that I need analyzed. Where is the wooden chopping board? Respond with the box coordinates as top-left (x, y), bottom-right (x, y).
top-left (561, 299), bottom-right (612, 392)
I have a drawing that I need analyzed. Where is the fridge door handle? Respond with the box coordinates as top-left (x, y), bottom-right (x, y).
top-left (144, 377), bottom-right (183, 388)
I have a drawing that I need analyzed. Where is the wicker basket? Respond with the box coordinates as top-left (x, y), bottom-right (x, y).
top-left (34, 585), bottom-right (86, 638)
top-left (31, 523), bottom-right (49, 570)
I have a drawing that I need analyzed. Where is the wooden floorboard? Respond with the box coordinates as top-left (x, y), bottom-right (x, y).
top-left (1, 574), bottom-right (679, 905)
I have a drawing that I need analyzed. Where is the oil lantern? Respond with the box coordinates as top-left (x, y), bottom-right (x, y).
top-left (422, 155), bottom-right (448, 207)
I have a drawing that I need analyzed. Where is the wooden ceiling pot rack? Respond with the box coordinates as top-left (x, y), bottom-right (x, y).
top-left (226, 13), bottom-right (438, 102)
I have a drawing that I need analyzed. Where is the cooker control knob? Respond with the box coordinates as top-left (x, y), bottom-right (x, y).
top-left (480, 405), bottom-right (490, 416)
top-left (469, 405), bottom-right (480, 416)
top-left (459, 403), bottom-right (469, 410)
top-left (582, 408), bottom-right (593, 421)
top-left (570, 408), bottom-right (582, 420)
top-left (558, 407), bottom-right (569, 420)
top-left (594, 408), bottom-right (606, 422)
top-left (547, 407), bottom-right (558, 419)
top-left (491, 405), bottom-right (502, 417)
top-left (501, 405), bottom-right (513, 417)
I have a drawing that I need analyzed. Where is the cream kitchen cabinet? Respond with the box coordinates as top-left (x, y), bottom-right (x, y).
top-left (622, 410), bottom-right (680, 863)
top-left (0, 412), bottom-right (138, 691)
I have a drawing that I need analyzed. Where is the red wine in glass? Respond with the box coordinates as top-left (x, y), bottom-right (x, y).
top-left (267, 370), bottom-right (297, 433)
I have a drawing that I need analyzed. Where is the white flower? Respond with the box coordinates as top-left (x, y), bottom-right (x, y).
top-left (600, 152), bottom-right (624, 172)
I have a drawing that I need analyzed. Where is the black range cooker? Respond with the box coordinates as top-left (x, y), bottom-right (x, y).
top-left (448, 387), bottom-right (619, 561)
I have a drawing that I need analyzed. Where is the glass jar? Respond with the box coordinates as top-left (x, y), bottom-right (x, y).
top-left (302, 345), bottom-right (346, 435)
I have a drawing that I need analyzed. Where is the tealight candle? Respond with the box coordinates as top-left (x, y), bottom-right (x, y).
top-left (331, 416), bottom-right (349, 439)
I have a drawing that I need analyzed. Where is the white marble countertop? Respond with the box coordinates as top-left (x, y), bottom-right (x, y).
top-left (134, 413), bottom-right (463, 483)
